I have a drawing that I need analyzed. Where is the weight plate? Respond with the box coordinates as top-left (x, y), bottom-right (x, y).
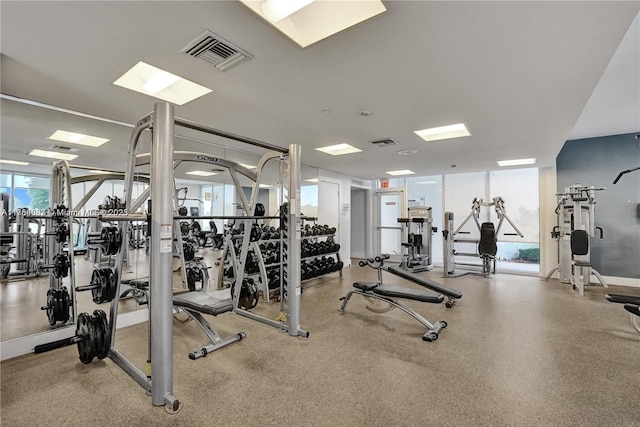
top-left (76, 312), bottom-right (94, 364)
top-left (94, 309), bottom-right (110, 360)
top-left (60, 287), bottom-right (70, 323)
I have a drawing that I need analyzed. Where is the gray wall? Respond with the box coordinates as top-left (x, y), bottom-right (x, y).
top-left (556, 132), bottom-right (640, 278)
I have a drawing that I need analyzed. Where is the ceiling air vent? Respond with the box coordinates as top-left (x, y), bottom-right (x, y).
top-left (48, 145), bottom-right (79, 152)
top-left (181, 31), bottom-right (253, 71)
top-left (371, 139), bottom-right (398, 147)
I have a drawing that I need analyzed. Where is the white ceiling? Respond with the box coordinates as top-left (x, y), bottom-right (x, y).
top-left (1, 1), bottom-right (639, 181)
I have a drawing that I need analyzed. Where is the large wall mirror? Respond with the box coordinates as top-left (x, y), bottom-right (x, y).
top-left (0, 95), bottom-right (318, 357)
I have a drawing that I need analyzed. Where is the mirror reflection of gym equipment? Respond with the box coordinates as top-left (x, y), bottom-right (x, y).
top-left (443, 196), bottom-right (523, 277)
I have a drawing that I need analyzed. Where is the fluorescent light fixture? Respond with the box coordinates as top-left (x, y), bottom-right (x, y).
top-left (416, 180), bottom-right (437, 185)
top-left (259, 184), bottom-right (273, 189)
top-left (89, 169), bottom-right (112, 174)
top-left (315, 143), bottom-right (362, 156)
top-left (0, 159), bottom-right (29, 166)
top-left (305, 178), bottom-right (319, 183)
top-left (239, 0), bottom-right (386, 48)
top-left (186, 170), bottom-right (218, 177)
top-left (239, 163), bottom-right (257, 170)
top-left (497, 158), bottom-right (537, 167)
top-left (113, 62), bottom-right (212, 105)
top-left (48, 130), bottom-right (109, 147)
top-left (414, 123), bottom-right (471, 142)
top-left (261, 0), bottom-right (315, 23)
top-left (386, 170), bottom-right (415, 176)
top-left (28, 149), bottom-right (78, 161)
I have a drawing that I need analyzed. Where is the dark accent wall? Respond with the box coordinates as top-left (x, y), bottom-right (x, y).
top-left (556, 132), bottom-right (640, 278)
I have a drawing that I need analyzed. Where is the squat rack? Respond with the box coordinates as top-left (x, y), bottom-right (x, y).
top-left (105, 102), bottom-right (304, 411)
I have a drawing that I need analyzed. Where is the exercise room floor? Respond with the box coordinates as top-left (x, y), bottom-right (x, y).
top-left (1, 260), bottom-right (639, 426)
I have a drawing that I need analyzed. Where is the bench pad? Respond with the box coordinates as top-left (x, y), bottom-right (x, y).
top-left (173, 291), bottom-right (233, 316)
top-left (387, 266), bottom-right (462, 299)
top-left (605, 294), bottom-right (640, 306)
top-left (374, 285), bottom-right (444, 304)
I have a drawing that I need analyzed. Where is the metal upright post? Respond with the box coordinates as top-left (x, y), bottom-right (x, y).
top-left (150, 102), bottom-right (177, 409)
top-left (287, 144), bottom-right (302, 336)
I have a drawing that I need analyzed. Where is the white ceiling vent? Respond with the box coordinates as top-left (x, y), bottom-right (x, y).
top-left (181, 31), bottom-right (253, 71)
top-left (371, 139), bottom-right (398, 147)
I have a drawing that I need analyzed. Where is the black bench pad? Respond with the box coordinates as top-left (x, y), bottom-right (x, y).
top-left (122, 277), bottom-right (150, 288)
top-left (387, 266), bottom-right (462, 299)
top-left (605, 294), bottom-right (640, 306)
top-left (353, 282), bottom-right (378, 291)
top-left (374, 285), bottom-right (443, 304)
top-left (173, 291), bottom-right (233, 316)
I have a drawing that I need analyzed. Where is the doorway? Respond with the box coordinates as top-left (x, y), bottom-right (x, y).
top-left (377, 190), bottom-right (404, 261)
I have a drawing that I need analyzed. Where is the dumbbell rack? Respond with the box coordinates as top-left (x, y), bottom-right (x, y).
top-left (220, 232), bottom-right (272, 301)
top-left (299, 218), bottom-right (343, 283)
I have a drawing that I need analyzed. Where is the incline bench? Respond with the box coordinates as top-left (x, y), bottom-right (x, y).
top-left (339, 256), bottom-right (448, 342)
top-left (386, 265), bottom-right (462, 308)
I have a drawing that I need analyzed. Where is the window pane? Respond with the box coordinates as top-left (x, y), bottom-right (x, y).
top-left (13, 175), bottom-right (49, 189)
top-left (301, 184), bottom-right (318, 218)
top-left (1, 173), bottom-right (11, 188)
top-left (489, 168), bottom-right (540, 272)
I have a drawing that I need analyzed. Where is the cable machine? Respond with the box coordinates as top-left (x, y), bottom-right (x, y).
top-left (543, 184), bottom-right (607, 296)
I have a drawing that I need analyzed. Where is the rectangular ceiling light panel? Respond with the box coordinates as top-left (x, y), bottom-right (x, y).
top-left (414, 123), bottom-right (471, 142)
top-left (113, 62), bottom-right (212, 105)
top-left (49, 130), bottom-right (109, 147)
top-left (29, 149), bottom-right (78, 161)
top-left (186, 170), bottom-right (218, 176)
top-left (386, 170), bottom-right (415, 176)
top-left (497, 158), bottom-right (536, 167)
top-left (239, 0), bottom-right (387, 48)
top-left (315, 143), bottom-right (362, 156)
top-left (0, 159), bottom-right (29, 165)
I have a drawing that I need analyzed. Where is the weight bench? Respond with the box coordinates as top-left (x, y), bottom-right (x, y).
top-left (605, 293), bottom-right (640, 331)
top-left (173, 291), bottom-right (245, 359)
top-left (387, 265), bottom-right (462, 308)
top-left (120, 277), bottom-right (150, 305)
top-left (339, 281), bottom-right (446, 341)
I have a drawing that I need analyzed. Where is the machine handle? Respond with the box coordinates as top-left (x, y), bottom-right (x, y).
top-left (595, 226), bottom-right (604, 239)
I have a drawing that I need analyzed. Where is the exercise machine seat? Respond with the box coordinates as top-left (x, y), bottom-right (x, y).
top-left (173, 291), bottom-right (233, 316)
top-left (353, 282), bottom-right (378, 291)
top-left (605, 293), bottom-right (640, 306)
top-left (122, 277), bottom-right (150, 288)
top-left (478, 222), bottom-right (497, 257)
top-left (387, 266), bottom-right (462, 299)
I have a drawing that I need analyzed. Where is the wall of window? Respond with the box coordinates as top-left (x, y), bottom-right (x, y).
top-left (376, 168), bottom-right (540, 273)
top-left (0, 172), bottom-right (50, 211)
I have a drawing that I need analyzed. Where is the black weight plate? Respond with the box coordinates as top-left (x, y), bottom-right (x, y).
top-left (104, 268), bottom-right (116, 301)
top-left (94, 310), bottom-right (110, 360)
top-left (77, 312), bottom-right (94, 364)
top-left (45, 289), bottom-right (56, 325)
top-left (98, 268), bottom-right (109, 304)
top-left (61, 287), bottom-right (70, 323)
top-left (90, 269), bottom-right (103, 304)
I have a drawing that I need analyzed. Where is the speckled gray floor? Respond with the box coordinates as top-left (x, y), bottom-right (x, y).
top-left (1, 264), bottom-right (639, 426)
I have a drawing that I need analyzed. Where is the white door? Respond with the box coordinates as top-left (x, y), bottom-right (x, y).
top-left (377, 191), bottom-right (403, 260)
